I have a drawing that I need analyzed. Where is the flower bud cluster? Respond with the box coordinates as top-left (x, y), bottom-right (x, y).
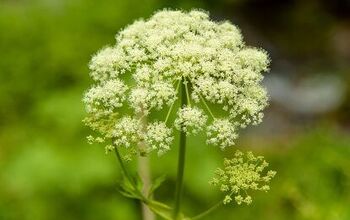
top-left (210, 151), bottom-right (276, 205)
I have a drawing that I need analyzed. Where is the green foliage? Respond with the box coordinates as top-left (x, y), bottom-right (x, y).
top-left (148, 175), bottom-right (167, 198)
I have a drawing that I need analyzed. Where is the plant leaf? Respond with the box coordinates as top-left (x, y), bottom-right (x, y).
top-left (147, 200), bottom-right (188, 220)
top-left (134, 173), bottom-right (144, 193)
top-left (148, 175), bottom-right (167, 197)
top-left (148, 200), bottom-right (172, 220)
top-left (117, 176), bottom-right (142, 200)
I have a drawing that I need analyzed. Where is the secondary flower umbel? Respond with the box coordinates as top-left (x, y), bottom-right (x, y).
top-left (210, 151), bottom-right (276, 205)
top-left (83, 9), bottom-right (270, 156)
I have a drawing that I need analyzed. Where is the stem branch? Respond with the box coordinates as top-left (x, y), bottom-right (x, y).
top-left (199, 94), bottom-right (215, 119)
top-left (165, 80), bottom-right (181, 124)
top-left (114, 147), bottom-right (136, 186)
top-left (184, 80), bottom-right (191, 106)
top-left (191, 201), bottom-right (223, 220)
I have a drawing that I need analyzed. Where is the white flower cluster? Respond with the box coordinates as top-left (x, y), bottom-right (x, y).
top-left (145, 121), bottom-right (173, 156)
top-left (192, 77), bottom-right (238, 106)
top-left (129, 82), bottom-right (177, 115)
top-left (175, 106), bottom-right (207, 135)
top-left (112, 117), bottom-right (142, 148)
top-left (107, 117), bottom-right (173, 155)
top-left (83, 79), bottom-right (128, 114)
top-left (83, 9), bottom-right (270, 156)
top-left (207, 119), bottom-right (238, 149)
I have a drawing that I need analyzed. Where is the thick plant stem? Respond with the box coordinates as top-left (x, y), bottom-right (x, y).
top-left (137, 111), bottom-right (156, 220)
top-left (138, 155), bottom-right (155, 220)
top-left (173, 79), bottom-right (188, 220)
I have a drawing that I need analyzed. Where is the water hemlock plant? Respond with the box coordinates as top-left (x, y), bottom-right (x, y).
top-left (83, 9), bottom-right (276, 220)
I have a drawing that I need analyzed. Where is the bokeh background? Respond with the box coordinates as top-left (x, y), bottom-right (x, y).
top-left (1, 0), bottom-right (350, 219)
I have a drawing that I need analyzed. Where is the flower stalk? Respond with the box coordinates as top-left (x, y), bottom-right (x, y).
top-left (191, 201), bottom-right (223, 220)
top-left (114, 147), bottom-right (136, 187)
top-left (138, 155), bottom-right (155, 220)
top-left (173, 79), bottom-right (188, 220)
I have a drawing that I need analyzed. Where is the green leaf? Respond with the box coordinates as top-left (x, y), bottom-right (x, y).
top-left (134, 173), bottom-right (144, 193)
top-left (117, 176), bottom-right (142, 200)
top-left (148, 200), bottom-right (173, 220)
top-left (118, 189), bottom-right (140, 199)
top-left (148, 175), bottom-right (167, 197)
top-left (147, 200), bottom-right (188, 220)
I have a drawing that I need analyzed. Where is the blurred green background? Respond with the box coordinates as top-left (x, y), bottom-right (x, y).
top-left (1, 0), bottom-right (350, 219)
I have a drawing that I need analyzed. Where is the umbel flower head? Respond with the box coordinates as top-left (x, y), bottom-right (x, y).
top-left (210, 150), bottom-right (276, 205)
top-left (83, 9), bottom-right (270, 156)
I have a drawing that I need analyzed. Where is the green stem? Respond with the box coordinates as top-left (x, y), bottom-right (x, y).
top-left (137, 110), bottom-right (156, 220)
top-left (165, 80), bottom-right (181, 124)
top-left (184, 80), bottom-right (191, 106)
top-left (114, 147), bottom-right (136, 186)
top-left (199, 94), bottom-right (215, 119)
top-left (173, 79), bottom-right (188, 220)
top-left (114, 147), bottom-right (151, 203)
top-left (190, 201), bottom-right (223, 220)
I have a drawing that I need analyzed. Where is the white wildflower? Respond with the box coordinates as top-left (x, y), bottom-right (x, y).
top-left (89, 47), bottom-right (127, 82)
top-left (111, 117), bottom-right (142, 148)
top-left (145, 121), bottom-right (173, 155)
top-left (149, 81), bottom-right (177, 110)
top-left (235, 48), bottom-right (269, 72)
top-left (83, 79), bottom-right (128, 113)
top-left (83, 9), bottom-right (270, 155)
top-left (133, 65), bottom-right (153, 86)
top-left (229, 86), bottom-right (268, 127)
top-left (129, 87), bottom-right (151, 114)
top-left (175, 106), bottom-right (207, 135)
top-left (192, 77), bottom-right (238, 107)
top-left (129, 82), bottom-right (177, 114)
top-left (207, 119), bottom-right (238, 149)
